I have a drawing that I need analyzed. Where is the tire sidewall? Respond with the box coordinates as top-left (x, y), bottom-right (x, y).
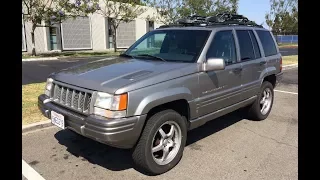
top-left (144, 110), bottom-right (187, 174)
top-left (256, 82), bottom-right (274, 119)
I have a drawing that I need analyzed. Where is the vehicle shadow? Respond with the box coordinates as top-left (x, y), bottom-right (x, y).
top-left (54, 109), bottom-right (246, 175)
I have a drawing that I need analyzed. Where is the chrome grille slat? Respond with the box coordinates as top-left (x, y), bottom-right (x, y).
top-left (50, 82), bottom-right (92, 114)
top-left (61, 87), bottom-right (66, 103)
top-left (85, 94), bottom-right (92, 112)
top-left (82, 93), bottom-right (87, 112)
top-left (73, 91), bottom-right (79, 109)
top-left (66, 88), bottom-right (72, 106)
top-left (78, 92), bottom-right (82, 111)
top-left (71, 90), bottom-right (75, 108)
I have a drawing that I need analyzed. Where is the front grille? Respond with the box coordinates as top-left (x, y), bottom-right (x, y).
top-left (50, 82), bottom-right (93, 114)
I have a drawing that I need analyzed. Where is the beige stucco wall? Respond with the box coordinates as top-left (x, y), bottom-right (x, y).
top-left (22, 4), bottom-right (164, 53)
top-left (90, 14), bottom-right (107, 50)
top-left (24, 21), bottom-right (48, 53)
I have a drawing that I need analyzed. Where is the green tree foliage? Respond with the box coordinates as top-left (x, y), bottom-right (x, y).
top-left (265, 0), bottom-right (298, 34)
top-left (148, 0), bottom-right (238, 25)
top-left (98, 0), bottom-right (147, 52)
top-left (22, 0), bottom-right (100, 56)
top-left (178, 0), bottom-right (238, 17)
top-left (147, 0), bottom-right (183, 25)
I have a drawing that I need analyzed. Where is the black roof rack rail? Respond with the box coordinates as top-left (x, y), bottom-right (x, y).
top-left (158, 13), bottom-right (263, 29)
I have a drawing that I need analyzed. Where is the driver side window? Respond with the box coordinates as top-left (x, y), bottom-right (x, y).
top-left (206, 30), bottom-right (237, 66)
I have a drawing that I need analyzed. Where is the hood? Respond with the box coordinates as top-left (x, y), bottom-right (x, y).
top-left (51, 57), bottom-right (197, 94)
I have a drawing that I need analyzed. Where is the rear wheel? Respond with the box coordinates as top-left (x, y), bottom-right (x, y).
top-left (132, 109), bottom-right (187, 175)
top-left (246, 81), bottom-right (274, 120)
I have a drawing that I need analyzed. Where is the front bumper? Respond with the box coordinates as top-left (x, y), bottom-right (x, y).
top-left (275, 71), bottom-right (283, 87)
top-left (38, 94), bottom-right (146, 149)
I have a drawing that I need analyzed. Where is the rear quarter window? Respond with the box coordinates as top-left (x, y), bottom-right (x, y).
top-left (256, 30), bottom-right (278, 57)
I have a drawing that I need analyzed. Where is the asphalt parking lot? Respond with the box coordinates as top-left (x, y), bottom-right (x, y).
top-left (22, 46), bottom-right (297, 85)
top-left (22, 56), bottom-right (111, 85)
top-left (22, 68), bottom-right (298, 180)
top-left (279, 47), bottom-right (298, 56)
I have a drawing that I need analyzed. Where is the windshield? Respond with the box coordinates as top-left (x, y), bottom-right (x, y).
top-left (124, 30), bottom-right (211, 63)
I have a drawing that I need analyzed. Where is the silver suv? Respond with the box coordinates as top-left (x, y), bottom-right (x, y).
top-left (38, 15), bottom-right (283, 175)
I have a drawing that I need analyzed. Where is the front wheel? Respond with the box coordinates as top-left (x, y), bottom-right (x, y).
top-left (246, 81), bottom-right (274, 120)
top-left (132, 109), bottom-right (187, 175)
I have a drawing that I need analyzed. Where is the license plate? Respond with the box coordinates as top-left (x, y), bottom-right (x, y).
top-left (51, 111), bottom-right (65, 129)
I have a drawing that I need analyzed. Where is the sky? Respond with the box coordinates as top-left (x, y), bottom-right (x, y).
top-left (238, 0), bottom-right (271, 29)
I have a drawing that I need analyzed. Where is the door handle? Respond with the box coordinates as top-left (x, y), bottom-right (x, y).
top-left (233, 68), bottom-right (242, 73)
top-left (260, 61), bottom-right (267, 65)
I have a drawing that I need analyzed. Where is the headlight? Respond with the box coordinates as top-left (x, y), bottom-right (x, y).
top-left (44, 78), bottom-right (53, 97)
top-left (94, 92), bottom-right (113, 109)
top-left (93, 92), bottom-right (128, 118)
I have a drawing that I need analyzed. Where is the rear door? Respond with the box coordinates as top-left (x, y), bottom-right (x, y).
top-left (255, 30), bottom-right (282, 74)
top-left (235, 29), bottom-right (265, 99)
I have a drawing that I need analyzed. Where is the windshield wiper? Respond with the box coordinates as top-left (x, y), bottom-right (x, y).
top-left (119, 53), bottom-right (134, 58)
top-left (135, 54), bottom-right (167, 62)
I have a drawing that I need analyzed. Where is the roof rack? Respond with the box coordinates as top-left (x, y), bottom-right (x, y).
top-left (158, 13), bottom-right (263, 28)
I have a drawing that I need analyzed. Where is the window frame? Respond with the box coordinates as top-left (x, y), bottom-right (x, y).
top-left (125, 29), bottom-right (211, 63)
top-left (248, 30), bottom-right (262, 59)
top-left (205, 29), bottom-right (239, 66)
top-left (255, 29), bottom-right (278, 57)
top-left (235, 29), bottom-right (257, 62)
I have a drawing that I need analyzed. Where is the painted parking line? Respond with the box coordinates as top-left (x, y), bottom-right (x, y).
top-left (93, 57), bottom-right (117, 62)
top-left (283, 66), bottom-right (298, 71)
top-left (283, 63), bottom-right (298, 67)
top-left (274, 89), bottom-right (298, 95)
top-left (22, 160), bottom-right (45, 180)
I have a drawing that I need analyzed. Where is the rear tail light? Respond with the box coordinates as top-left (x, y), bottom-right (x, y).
top-left (280, 57), bottom-right (282, 72)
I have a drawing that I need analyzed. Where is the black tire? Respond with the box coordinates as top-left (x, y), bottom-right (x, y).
top-left (132, 109), bottom-right (187, 175)
top-left (246, 81), bottom-right (274, 120)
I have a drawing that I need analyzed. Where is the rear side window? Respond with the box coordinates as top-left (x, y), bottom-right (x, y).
top-left (206, 30), bottom-right (237, 65)
top-left (248, 31), bottom-right (261, 58)
top-left (236, 30), bottom-right (255, 61)
top-left (256, 30), bottom-right (277, 57)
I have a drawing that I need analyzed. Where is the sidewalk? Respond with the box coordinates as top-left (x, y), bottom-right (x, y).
top-left (22, 50), bottom-right (122, 61)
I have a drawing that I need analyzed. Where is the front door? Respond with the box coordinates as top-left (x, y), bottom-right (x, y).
top-left (198, 30), bottom-right (243, 117)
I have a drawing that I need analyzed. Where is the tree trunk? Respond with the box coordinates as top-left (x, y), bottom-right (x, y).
top-left (31, 23), bottom-right (37, 56)
top-left (112, 30), bottom-right (117, 52)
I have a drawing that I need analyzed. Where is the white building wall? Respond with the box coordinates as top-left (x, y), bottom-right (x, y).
top-left (154, 23), bottom-right (163, 29)
top-left (24, 21), bottom-right (48, 53)
top-left (22, 5), bottom-right (164, 53)
top-left (90, 14), bottom-right (107, 50)
top-left (135, 19), bottom-right (147, 40)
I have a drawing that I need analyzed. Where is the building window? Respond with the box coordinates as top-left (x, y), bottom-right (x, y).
top-left (147, 21), bottom-right (154, 32)
top-left (147, 21), bottom-right (155, 48)
top-left (108, 18), bottom-right (114, 48)
top-left (49, 27), bottom-right (58, 50)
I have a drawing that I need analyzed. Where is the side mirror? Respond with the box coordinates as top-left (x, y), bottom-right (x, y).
top-left (202, 58), bottom-right (226, 72)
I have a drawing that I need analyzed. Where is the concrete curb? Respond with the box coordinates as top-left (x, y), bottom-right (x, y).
top-left (22, 57), bottom-right (59, 61)
top-left (22, 120), bottom-right (53, 133)
top-left (22, 56), bottom-right (117, 62)
top-left (283, 63), bottom-right (298, 70)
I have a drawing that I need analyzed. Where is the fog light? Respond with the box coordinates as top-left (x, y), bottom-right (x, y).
top-left (45, 89), bottom-right (51, 97)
